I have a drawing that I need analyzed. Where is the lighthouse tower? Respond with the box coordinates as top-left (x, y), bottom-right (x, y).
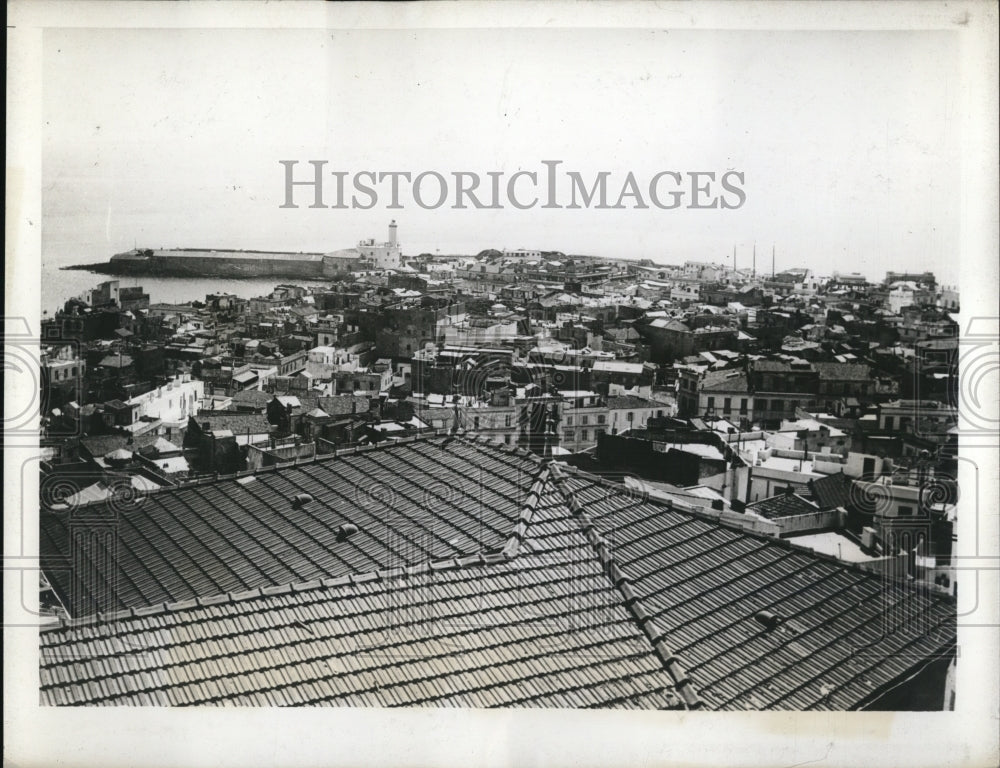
top-left (357, 220), bottom-right (402, 270)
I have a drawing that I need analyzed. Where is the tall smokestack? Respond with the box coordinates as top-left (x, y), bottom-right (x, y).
top-left (772, 245), bottom-right (775, 278)
top-left (388, 219), bottom-right (398, 247)
top-left (752, 242), bottom-right (756, 279)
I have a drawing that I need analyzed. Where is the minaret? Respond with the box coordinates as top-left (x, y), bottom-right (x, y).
top-left (388, 219), bottom-right (398, 247)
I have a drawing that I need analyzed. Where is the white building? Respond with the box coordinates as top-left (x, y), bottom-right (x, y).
top-left (559, 391), bottom-right (609, 452)
top-left (305, 344), bottom-right (364, 378)
top-left (886, 281), bottom-right (919, 314)
top-left (606, 395), bottom-right (662, 434)
top-left (125, 374), bottom-right (204, 427)
top-left (357, 220), bottom-right (403, 270)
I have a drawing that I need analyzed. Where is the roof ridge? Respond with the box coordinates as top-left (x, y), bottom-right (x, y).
top-left (501, 464), bottom-right (554, 559)
top-left (547, 462), bottom-right (706, 711)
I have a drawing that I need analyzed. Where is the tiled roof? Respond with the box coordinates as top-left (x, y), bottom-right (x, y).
top-left (809, 471), bottom-right (854, 510)
top-left (812, 362), bottom-right (871, 381)
top-left (558, 471), bottom-right (955, 710)
top-left (701, 371), bottom-right (749, 393)
top-left (40, 438), bottom-right (542, 617)
top-left (194, 413), bottom-right (272, 435)
top-left (98, 355), bottom-right (134, 368)
top-left (605, 396), bottom-right (658, 410)
top-left (39, 469), bottom-right (683, 709)
top-left (315, 395), bottom-right (371, 417)
top-left (230, 389), bottom-right (273, 407)
top-left (80, 432), bottom-right (170, 460)
top-left (38, 437), bottom-right (956, 710)
top-left (745, 492), bottom-right (818, 520)
top-left (753, 360), bottom-right (796, 372)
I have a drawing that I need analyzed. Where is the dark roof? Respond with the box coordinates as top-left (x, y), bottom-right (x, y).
top-left (753, 360), bottom-right (795, 372)
top-left (745, 492), bottom-right (818, 520)
top-left (230, 389), bottom-right (273, 406)
top-left (41, 438), bottom-right (541, 617)
top-left (701, 371), bottom-right (749, 393)
top-left (195, 413), bottom-right (272, 435)
top-left (605, 395), bottom-right (658, 410)
top-left (809, 471), bottom-right (854, 510)
top-left (812, 362), bottom-right (871, 381)
top-left (559, 471), bottom-right (955, 710)
top-left (39, 437), bottom-right (956, 710)
top-left (40, 464), bottom-right (683, 709)
top-left (314, 395), bottom-right (372, 416)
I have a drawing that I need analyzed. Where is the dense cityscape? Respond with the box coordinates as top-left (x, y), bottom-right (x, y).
top-left (37, 221), bottom-right (960, 710)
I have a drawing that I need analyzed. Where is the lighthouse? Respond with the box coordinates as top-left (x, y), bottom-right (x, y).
top-left (388, 219), bottom-right (398, 247)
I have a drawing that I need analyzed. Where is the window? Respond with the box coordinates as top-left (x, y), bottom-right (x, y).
top-left (723, 398), bottom-right (732, 413)
top-left (505, 414), bottom-right (512, 427)
top-left (772, 399), bottom-right (783, 412)
top-left (597, 414), bottom-right (606, 425)
top-left (595, 428), bottom-right (605, 437)
top-left (582, 415), bottom-right (589, 425)
top-left (581, 429), bottom-right (589, 441)
top-left (706, 396), bottom-right (715, 409)
top-left (740, 399), bottom-right (748, 414)
top-left (473, 416), bottom-right (480, 430)
top-left (563, 429), bottom-right (574, 441)
top-left (566, 416), bottom-right (573, 426)
top-left (627, 411), bottom-right (634, 422)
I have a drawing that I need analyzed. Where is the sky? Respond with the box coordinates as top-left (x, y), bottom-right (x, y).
top-left (42, 26), bottom-right (962, 283)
